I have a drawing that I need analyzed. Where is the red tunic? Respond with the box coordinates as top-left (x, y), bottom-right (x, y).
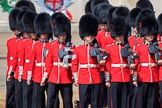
top-left (105, 43), bottom-right (130, 82)
top-left (6, 36), bottom-right (17, 75)
top-left (28, 41), bottom-right (51, 83)
top-left (14, 38), bottom-right (25, 79)
top-left (135, 43), bottom-right (159, 82)
top-left (96, 31), bottom-right (114, 49)
top-left (128, 35), bottom-right (143, 51)
top-left (72, 44), bottom-right (101, 84)
top-left (18, 39), bottom-right (39, 80)
top-left (45, 41), bottom-right (75, 84)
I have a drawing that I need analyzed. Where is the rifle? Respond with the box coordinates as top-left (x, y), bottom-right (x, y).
top-left (120, 44), bottom-right (139, 65)
top-left (58, 41), bottom-right (73, 68)
top-left (89, 40), bottom-right (108, 64)
top-left (148, 42), bottom-right (162, 62)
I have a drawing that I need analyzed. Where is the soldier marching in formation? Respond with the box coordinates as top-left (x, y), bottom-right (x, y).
top-left (5, 0), bottom-right (162, 108)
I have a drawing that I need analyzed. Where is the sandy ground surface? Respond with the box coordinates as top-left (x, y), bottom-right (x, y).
top-left (0, 32), bottom-right (83, 108)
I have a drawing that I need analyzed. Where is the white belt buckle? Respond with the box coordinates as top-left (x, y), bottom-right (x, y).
top-left (120, 64), bottom-right (124, 67)
top-left (57, 62), bottom-right (62, 66)
top-left (41, 63), bottom-right (45, 67)
top-left (148, 63), bottom-right (152, 67)
top-left (87, 64), bottom-right (91, 68)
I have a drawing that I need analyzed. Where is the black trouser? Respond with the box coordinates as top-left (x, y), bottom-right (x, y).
top-left (109, 82), bottom-right (129, 108)
top-left (160, 81), bottom-right (162, 103)
top-left (79, 84), bottom-right (101, 108)
top-left (99, 72), bottom-right (108, 107)
top-left (32, 82), bottom-right (47, 108)
top-left (47, 83), bottom-right (72, 108)
top-left (6, 78), bottom-right (15, 108)
top-left (22, 80), bottom-right (33, 108)
top-left (129, 83), bottom-right (138, 108)
top-left (137, 82), bottom-right (160, 108)
top-left (15, 79), bottom-right (23, 108)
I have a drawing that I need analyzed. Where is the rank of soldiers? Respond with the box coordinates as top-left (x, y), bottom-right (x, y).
top-left (5, 0), bottom-right (162, 108)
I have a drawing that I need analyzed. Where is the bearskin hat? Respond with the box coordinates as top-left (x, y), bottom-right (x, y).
top-left (111, 17), bottom-right (127, 37)
top-left (52, 13), bottom-right (71, 40)
top-left (90, 0), bottom-right (109, 13)
top-left (107, 7), bottom-right (117, 30)
top-left (112, 6), bottom-right (130, 19)
top-left (16, 11), bottom-right (27, 33)
top-left (51, 12), bottom-right (63, 22)
top-left (136, 0), bottom-right (154, 11)
top-left (15, 0), bottom-right (36, 12)
top-left (9, 8), bottom-right (22, 31)
top-left (22, 12), bottom-right (37, 33)
top-left (18, 6), bottom-right (33, 12)
top-left (136, 9), bottom-right (158, 36)
top-left (157, 13), bottom-right (162, 36)
top-left (93, 3), bottom-right (112, 24)
top-left (128, 8), bottom-right (141, 27)
top-left (79, 14), bottom-right (98, 39)
top-left (34, 13), bottom-right (52, 36)
top-left (85, 1), bottom-right (92, 14)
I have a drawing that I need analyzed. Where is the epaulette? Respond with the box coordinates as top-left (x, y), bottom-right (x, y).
top-left (7, 37), bottom-right (16, 41)
top-left (137, 42), bottom-right (144, 46)
top-left (34, 41), bottom-right (40, 45)
top-left (106, 43), bottom-right (114, 47)
top-left (50, 40), bottom-right (58, 46)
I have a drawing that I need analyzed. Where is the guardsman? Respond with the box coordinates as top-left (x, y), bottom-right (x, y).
top-left (94, 3), bottom-right (113, 48)
top-left (6, 8), bottom-right (22, 108)
top-left (92, 3), bottom-right (112, 107)
top-left (93, 3), bottom-right (112, 32)
top-left (43, 13), bottom-right (74, 108)
top-left (19, 11), bottom-right (38, 108)
top-left (72, 14), bottom-right (104, 108)
top-left (14, 10), bottom-right (29, 108)
top-left (135, 0), bottom-right (162, 42)
top-left (156, 13), bottom-right (162, 104)
top-left (128, 8), bottom-right (143, 50)
top-left (6, 1), bottom-right (35, 108)
top-left (28, 13), bottom-right (52, 108)
top-left (105, 17), bottom-right (133, 108)
top-left (97, 6), bottom-right (117, 47)
top-left (85, 1), bottom-right (113, 48)
top-left (135, 9), bottom-right (160, 108)
top-left (127, 7), bottom-right (143, 108)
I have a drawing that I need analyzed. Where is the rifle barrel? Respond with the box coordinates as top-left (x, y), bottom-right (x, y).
top-left (156, 46), bottom-right (162, 51)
